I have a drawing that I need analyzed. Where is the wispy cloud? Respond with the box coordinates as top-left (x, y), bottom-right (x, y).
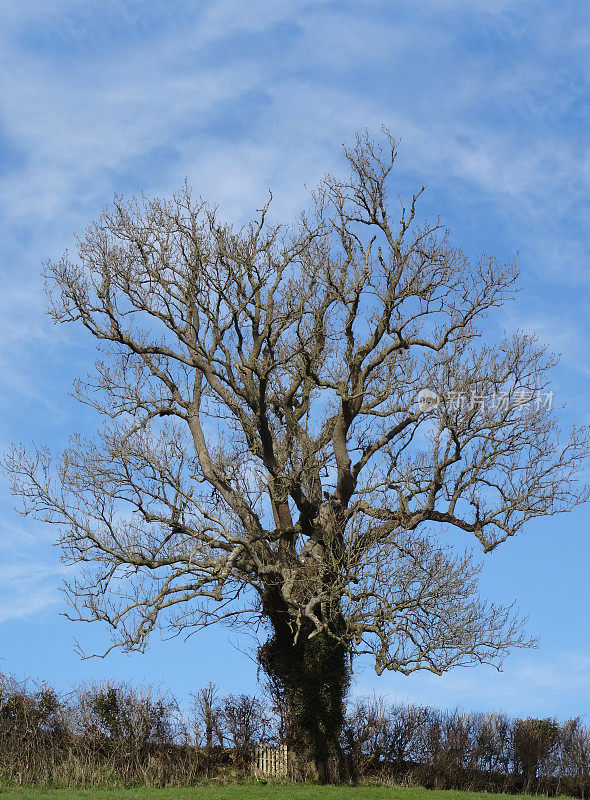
top-left (353, 652), bottom-right (590, 720)
top-left (1, 0), bottom-right (586, 228)
top-left (0, 561), bottom-right (71, 624)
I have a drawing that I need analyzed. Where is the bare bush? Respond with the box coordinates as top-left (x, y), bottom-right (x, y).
top-left (72, 681), bottom-right (180, 745)
top-left (559, 717), bottom-right (590, 793)
top-left (513, 717), bottom-right (560, 782)
top-left (471, 711), bottom-right (512, 774)
top-left (0, 673), bottom-right (66, 785)
top-left (221, 693), bottom-right (273, 766)
top-left (343, 695), bottom-right (390, 777)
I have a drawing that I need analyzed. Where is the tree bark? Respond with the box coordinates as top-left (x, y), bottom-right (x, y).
top-left (258, 586), bottom-right (350, 783)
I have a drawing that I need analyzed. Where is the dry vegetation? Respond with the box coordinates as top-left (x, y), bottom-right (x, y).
top-left (1, 673), bottom-right (588, 796)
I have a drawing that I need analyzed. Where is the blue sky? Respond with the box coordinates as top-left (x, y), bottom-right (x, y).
top-left (0, 0), bottom-right (589, 721)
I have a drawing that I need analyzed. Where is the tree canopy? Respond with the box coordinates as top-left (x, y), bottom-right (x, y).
top-left (6, 131), bottom-right (588, 782)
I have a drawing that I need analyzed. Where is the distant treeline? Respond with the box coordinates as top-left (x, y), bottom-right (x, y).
top-left (0, 672), bottom-right (588, 794)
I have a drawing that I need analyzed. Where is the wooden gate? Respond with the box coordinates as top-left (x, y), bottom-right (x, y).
top-left (252, 743), bottom-right (288, 777)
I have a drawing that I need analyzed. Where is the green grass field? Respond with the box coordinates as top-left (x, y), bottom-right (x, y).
top-left (0, 785), bottom-right (578, 800)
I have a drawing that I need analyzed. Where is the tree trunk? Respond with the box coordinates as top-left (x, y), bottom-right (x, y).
top-left (258, 586), bottom-right (350, 784)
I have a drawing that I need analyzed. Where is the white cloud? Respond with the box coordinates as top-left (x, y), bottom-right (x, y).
top-left (500, 306), bottom-right (590, 384)
top-left (0, 57), bottom-right (261, 225)
top-left (352, 652), bottom-right (590, 719)
top-left (416, 0), bottom-right (523, 10)
top-left (0, 0), bottom-right (586, 409)
top-left (0, 0), bottom-right (585, 242)
top-left (0, 562), bottom-right (71, 624)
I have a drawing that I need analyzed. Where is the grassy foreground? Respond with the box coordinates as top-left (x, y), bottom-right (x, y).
top-left (0, 785), bottom-right (578, 800)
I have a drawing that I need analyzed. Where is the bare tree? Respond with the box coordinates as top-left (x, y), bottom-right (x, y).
top-left (5, 131), bottom-right (588, 783)
top-left (193, 683), bottom-right (223, 754)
